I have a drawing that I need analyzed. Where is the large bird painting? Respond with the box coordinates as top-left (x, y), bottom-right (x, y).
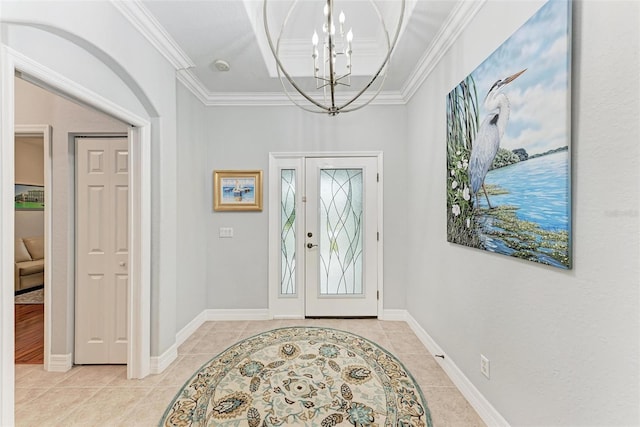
top-left (446, 0), bottom-right (572, 269)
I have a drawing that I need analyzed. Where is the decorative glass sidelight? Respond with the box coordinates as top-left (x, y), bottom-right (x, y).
top-left (319, 169), bottom-right (363, 295)
top-left (280, 169), bottom-right (296, 295)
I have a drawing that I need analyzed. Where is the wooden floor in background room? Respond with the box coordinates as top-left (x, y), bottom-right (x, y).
top-left (15, 304), bottom-right (44, 364)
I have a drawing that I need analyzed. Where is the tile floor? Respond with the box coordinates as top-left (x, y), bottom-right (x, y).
top-left (15, 319), bottom-right (485, 426)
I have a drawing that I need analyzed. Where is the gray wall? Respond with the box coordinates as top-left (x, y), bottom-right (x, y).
top-left (405, 1), bottom-right (639, 425)
top-left (175, 84), bottom-right (209, 330)
top-left (201, 105), bottom-right (409, 311)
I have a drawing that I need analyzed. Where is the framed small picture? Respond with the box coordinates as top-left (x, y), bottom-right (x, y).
top-left (15, 184), bottom-right (45, 210)
top-left (213, 170), bottom-right (263, 211)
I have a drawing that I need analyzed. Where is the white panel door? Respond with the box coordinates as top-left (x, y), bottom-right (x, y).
top-left (75, 137), bottom-right (128, 364)
top-left (304, 157), bottom-right (378, 317)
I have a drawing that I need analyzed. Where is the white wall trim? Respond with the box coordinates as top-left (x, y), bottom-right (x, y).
top-left (176, 70), bottom-right (209, 105)
top-left (47, 354), bottom-right (73, 372)
top-left (3, 45), bottom-right (152, 390)
top-left (176, 310), bottom-right (208, 346)
top-left (15, 125), bottom-right (53, 373)
top-left (176, 72), bottom-right (407, 107)
top-left (400, 0), bottom-right (486, 102)
top-left (111, 0), bottom-right (195, 70)
top-left (0, 44), bottom-right (17, 427)
top-left (206, 309), bottom-right (271, 321)
top-left (404, 311), bottom-right (510, 427)
top-left (150, 308), bottom-right (272, 375)
top-left (150, 345), bottom-right (178, 375)
top-left (380, 309), bottom-right (407, 321)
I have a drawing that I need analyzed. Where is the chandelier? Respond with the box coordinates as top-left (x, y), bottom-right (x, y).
top-left (263, 0), bottom-right (405, 116)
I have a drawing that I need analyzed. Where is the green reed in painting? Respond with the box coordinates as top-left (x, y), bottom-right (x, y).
top-left (446, 75), bottom-right (480, 248)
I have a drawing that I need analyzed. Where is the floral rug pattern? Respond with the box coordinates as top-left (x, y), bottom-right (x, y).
top-left (161, 327), bottom-right (432, 427)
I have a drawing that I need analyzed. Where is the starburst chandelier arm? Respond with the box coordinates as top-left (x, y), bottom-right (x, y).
top-left (338, 0), bottom-right (405, 112)
top-left (274, 52), bottom-right (333, 114)
top-left (326, 0), bottom-right (337, 111)
top-left (263, 0), bottom-right (331, 113)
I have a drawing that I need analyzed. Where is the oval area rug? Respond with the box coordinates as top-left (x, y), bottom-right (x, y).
top-left (161, 326), bottom-right (432, 426)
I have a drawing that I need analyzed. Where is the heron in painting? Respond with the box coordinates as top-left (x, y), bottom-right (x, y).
top-left (469, 69), bottom-right (526, 209)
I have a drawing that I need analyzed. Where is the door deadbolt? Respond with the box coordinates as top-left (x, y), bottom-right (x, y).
top-left (307, 232), bottom-right (313, 237)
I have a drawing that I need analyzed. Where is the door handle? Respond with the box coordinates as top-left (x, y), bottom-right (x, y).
top-left (119, 261), bottom-right (126, 267)
top-left (306, 243), bottom-right (318, 249)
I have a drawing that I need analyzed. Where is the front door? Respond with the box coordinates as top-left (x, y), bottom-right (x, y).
top-left (304, 157), bottom-right (378, 317)
top-left (75, 137), bottom-right (128, 364)
top-left (270, 155), bottom-right (380, 318)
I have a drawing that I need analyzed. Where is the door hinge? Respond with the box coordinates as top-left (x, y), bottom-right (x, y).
top-left (377, 173), bottom-right (379, 182)
top-left (377, 290), bottom-right (379, 300)
top-left (377, 231), bottom-right (379, 241)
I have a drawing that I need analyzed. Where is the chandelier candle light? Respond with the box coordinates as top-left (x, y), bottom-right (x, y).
top-left (264, 0), bottom-right (405, 115)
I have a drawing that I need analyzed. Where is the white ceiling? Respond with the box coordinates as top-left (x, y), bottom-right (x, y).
top-left (113, 0), bottom-right (484, 106)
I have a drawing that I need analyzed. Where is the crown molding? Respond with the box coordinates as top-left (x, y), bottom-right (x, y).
top-left (111, 0), bottom-right (195, 70)
top-left (176, 69), bottom-right (210, 104)
top-left (123, 0), bottom-right (484, 107)
top-left (177, 69), bottom-right (405, 107)
top-left (400, 0), bottom-right (486, 102)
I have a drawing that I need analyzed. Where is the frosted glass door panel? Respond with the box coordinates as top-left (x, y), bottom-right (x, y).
top-left (319, 169), bottom-right (363, 295)
top-left (280, 169), bottom-right (296, 295)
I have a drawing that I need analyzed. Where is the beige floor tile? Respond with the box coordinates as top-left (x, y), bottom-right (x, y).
top-left (208, 320), bottom-right (248, 333)
top-left (177, 333), bottom-right (202, 355)
top-left (15, 364), bottom-right (80, 388)
top-left (380, 320), bottom-right (414, 334)
top-left (422, 386), bottom-right (486, 427)
top-left (157, 354), bottom-right (214, 387)
top-left (13, 320), bottom-right (485, 427)
top-left (119, 386), bottom-right (181, 426)
top-left (57, 364), bottom-right (126, 387)
top-left (238, 320), bottom-right (286, 339)
top-left (15, 387), bottom-right (101, 427)
top-left (387, 331), bottom-right (429, 354)
top-left (191, 331), bottom-right (242, 354)
top-left (397, 352), bottom-right (456, 388)
top-left (57, 386), bottom-right (153, 426)
top-left (14, 386), bottom-right (50, 405)
top-left (107, 369), bottom-right (167, 387)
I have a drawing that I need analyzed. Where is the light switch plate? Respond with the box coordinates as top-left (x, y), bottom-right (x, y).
top-left (219, 227), bottom-right (234, 238)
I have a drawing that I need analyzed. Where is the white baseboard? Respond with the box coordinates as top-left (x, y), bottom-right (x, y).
top-left (272, 314), bottom-right (305, 320)
top-left (205, 309), bottom-right (270, 321)
top-left (404, 312), bottom-right (510, 427)
top-left (46, 353), bottom-right (72, 372)
top-left (150, 344), bottom-right (177, 375)
top-left (150, 309), bottom-right (271, 375)
top-left (380, 309), bottom-right (408, 321)
top-left (176, 310), bottom-right (208, 347)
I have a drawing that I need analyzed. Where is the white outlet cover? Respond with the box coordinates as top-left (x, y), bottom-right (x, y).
top-left (219, 227), bottom-right (234, 238)
top-left (480, 354), bottom-right (490, 379)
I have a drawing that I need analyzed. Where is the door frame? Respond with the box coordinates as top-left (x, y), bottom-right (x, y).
top-left (14, 124), bottom-right (53, 370)
top-left (268, 152), bottom-right (384, 319)
top-left (1, 46), bottom-right (151, 424)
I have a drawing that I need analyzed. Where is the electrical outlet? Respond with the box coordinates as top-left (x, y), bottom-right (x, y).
top-left (480, 354), bottom-right (490, 379)
top-left (219, 227), bottom-right (234, 238)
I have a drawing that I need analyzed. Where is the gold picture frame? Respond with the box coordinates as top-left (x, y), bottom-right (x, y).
top-left (213, 170), bottom-right (263, 211)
